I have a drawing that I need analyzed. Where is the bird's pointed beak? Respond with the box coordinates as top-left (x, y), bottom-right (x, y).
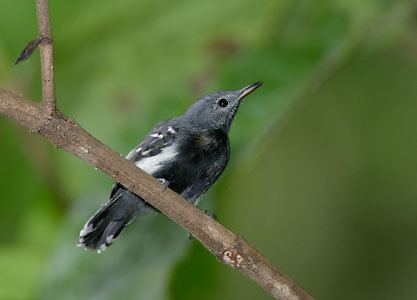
top-left (237, 81), bottom-right (263, 101)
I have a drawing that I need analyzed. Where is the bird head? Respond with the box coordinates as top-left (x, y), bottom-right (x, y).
top-left (184, 81), bottom-right (263, 132)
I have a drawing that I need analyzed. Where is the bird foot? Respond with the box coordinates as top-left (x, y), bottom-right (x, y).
top-left (158, 178), bottom-right (170, 189)
top-left (204, 209), bottom-right (217, 221)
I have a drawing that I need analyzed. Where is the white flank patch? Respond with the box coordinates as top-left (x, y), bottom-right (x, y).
top-left (135, 144), bottom-right (177, 175)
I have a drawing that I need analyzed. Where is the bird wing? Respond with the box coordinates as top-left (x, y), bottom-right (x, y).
top-left (108, 120), bottom-right (179, 199)
top-left (125, 120), bottom-right (178, 163)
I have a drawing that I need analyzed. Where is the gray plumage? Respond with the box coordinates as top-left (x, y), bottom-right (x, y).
top-left (78, 82), bottom-right (262, 252)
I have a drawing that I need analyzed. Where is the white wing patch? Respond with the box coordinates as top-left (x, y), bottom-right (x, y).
top-left (126, 147), bottom-right (142, 160)
top-left (135, 144), bottom-right (178, 175)
top-left (150, 133), bottom-right (164, 139)
top-left (167, 126), bottom-right (176, 134)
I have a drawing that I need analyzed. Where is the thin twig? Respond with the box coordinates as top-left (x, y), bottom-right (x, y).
top-left (35, 0), bottom-right (56, 114)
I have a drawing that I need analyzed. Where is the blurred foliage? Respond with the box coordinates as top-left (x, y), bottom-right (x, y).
top-left (1, 0), bottom-right (417, 299)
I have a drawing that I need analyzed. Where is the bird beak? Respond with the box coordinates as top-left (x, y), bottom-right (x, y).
top-left (237, 81), bottom-right (263, 101)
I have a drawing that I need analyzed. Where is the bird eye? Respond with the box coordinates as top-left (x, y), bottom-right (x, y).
top-left (218, 98), bottom-right (228, 108)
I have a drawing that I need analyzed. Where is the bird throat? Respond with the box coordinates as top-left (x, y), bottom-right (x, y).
top-left (194, 130), bottom-right (227, 151)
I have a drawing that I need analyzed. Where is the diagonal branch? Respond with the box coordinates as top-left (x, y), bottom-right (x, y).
top-left (35, 0), bottom-right (56, 114)
top-left (0, 89), bottom-right (313, 300)
top-left (0, 1), bottom-right (314, 299)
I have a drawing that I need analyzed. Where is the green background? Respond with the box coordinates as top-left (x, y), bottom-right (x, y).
top-left (1, 0), bottom-right (416, 299)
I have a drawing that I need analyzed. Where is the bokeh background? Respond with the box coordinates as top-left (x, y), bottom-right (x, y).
top-left (1, 0), bottom-right (417, 299)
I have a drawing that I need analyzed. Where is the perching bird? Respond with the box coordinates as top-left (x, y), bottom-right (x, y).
top-left (78, 82), bottom-right (263, 252)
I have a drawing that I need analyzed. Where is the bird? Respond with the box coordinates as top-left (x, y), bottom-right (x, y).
top-left (78, 81), bottom-right (263, 252)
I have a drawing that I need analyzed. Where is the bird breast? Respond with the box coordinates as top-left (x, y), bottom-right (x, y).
top-left (194, 130), bottom-right (226, 151)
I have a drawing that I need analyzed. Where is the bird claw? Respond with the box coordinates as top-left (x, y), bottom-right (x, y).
top-left (204, 209), bottom-right (217, 221)
top-left (158, 178), bottom-right (170, 189)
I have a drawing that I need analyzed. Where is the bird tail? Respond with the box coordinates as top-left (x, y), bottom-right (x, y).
top-left (78, 193), bottom-right (128, 252)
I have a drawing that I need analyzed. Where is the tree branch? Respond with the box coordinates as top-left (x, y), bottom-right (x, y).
top-left (35, 0), bottom-right (56, 113)
top-left (0, 2), bottom-right (314, 300)
top-left (0, 88), bottom-right (313, 300)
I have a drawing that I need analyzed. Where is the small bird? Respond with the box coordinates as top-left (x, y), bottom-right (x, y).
top-left (78, 82), bottom-right (263, 252)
